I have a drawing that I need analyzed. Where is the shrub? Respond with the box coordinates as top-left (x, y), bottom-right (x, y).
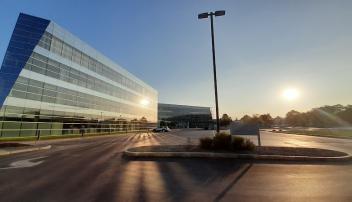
top-left (231, 137), bottom-right (256, 151)
top-left (231, 136), bottom-right (245, 151)
top-left (243, 139), bottom-right (256, 151)
top-left (198, 133), bottom-right (256, 152)
top-left (213, 133), bottom-right (231, 150)
top-left (199, 137), bottom-right (213, 150)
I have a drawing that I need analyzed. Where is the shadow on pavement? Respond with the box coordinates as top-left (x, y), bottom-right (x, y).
top-left (117, 157), bottom-right (252, 201)
top-left (213, 163), bottom-right (253, 202)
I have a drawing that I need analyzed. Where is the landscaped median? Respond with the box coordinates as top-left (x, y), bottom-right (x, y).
top-left (124, 133), bottom-right (351, 162)
top-left (124, 145), bottom-right (351, 162)
top-left (0, 143), bottom-right (51, 156)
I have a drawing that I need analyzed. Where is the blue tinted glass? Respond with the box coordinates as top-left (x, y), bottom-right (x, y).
top-left (0, 13), bottom-right (50, 107)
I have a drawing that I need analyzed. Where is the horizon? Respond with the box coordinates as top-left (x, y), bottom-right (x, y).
top-left (1, 0), bottom-right (351, 118)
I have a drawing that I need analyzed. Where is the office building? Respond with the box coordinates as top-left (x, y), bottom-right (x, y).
top-left (158, 103), bottom-right (212, 128)
top-left (0, 13), bottom-right (157, 137)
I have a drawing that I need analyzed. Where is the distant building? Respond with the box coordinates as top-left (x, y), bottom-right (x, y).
top-left (0, 13), bottom-right (157, 137)
top-left (158, 103), bottom-right (212, 128)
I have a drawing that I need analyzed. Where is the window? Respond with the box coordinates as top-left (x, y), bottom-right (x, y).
top-left (30, 64), bottom-right (46, 75)
top-left (72, 48), bottom-right (81, 64)
top-left (29, 80), bottom-right (43, 88)
top-left (20, 122), bottom-right (37, 137)
top-left (81, 54), bottom-right (89, 67)
top-left (42, 32), bottom-right (52, 44)
top-left (23, 63), bottom-right (32, 71)
top-left (26, 93), bottom-right (42, 101)
top-left (32, 52), bottom-right (47, 62)
top-left (88, 58), bottom-right (97, 71)
top-left (38, 123), bottom-right (52, 136)
top-left (32, 58), bottom-right (46, 68)
top-left (46, 63), bottom-right (60, 78)
top-left (60, 64), bottom-right (70, 80)
top-left (42, 96), bottom-right (56, 103)
top-left (62, 43), bottom-right (73, 60)
top-left (11, 90), bottom-right (27, 99)
top-left (13, 83), bottom-right (27, 92)
top-left (44, 83), bottom-right (57, 91)
top-left (5, 106), bottom-right (24, 115)
top-left (27, 86), bottom-right (42, 95)
top-left (48, 59), bottom-right (60, 68)
top-left (43, 89), bottom-right (57, 98)
top-left (51, 36), bottom-right (63, 55)
top-left (2, 122), bottom-right (20, 137)
top-left (43, 34), bottom-right (150, 95)
top-left (38, 40), bottom-right (50, 50)
top-left (16, 76), bottom-right (29, 84)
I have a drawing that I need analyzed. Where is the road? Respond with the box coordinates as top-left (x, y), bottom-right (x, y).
top-left (0, 130), bottom-right (351, 202)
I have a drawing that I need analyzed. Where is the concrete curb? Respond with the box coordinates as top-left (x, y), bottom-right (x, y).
top-left (0, 145), bottom-right (52, 156)
top-left (124, 149), bottom-right (352, 162)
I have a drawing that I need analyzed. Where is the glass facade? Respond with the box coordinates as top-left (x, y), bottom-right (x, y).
top-left (158, 103), bottom-right (212, 129)
top-left (0, 13), bottom-right (157, 137)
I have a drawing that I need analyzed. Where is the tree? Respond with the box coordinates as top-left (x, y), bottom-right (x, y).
top-left (237, 104), bottom-right (352, 128)
top-left (240, 115), bottom-right (252, 123)
top-left (240, 114), bottom-right (261, 125)
top-left (284, 104), bottom-right (352, 127)
top-left (220, 114), bottom-right (232, 126)
top-left (273, 116), bottom-right (284, 126)
top-left (249, 115), bottom-right (262, 125)
top-left (259, 114), bottom-right (273, 128)
top-left (337, 106), bottom-right (352, 124)
top-left (285, 110), bottom-right (301, 126)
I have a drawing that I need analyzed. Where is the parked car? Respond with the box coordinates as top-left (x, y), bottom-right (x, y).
top-left (152, 127), bottom-right (171, 132)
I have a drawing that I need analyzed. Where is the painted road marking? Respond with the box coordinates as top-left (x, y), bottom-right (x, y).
top-left (0, 156), bottom-right (47, 170)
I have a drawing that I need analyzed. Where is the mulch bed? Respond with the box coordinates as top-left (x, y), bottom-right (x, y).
top-left (128, 145), bottom-right (348, 157)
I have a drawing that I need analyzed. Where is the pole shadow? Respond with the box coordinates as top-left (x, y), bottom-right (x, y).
top-left (213, 163), bottom-right (253, 202)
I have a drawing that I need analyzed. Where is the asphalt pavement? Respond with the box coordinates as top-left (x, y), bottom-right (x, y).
top-left (0, 130), bottom-right (351, 202)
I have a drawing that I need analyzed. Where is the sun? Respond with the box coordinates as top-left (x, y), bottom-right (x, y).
top-left (282, 88), bottom-right (300, 101)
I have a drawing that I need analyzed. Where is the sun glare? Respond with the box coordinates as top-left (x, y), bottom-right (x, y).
top-left (282, 88), bottom-right (300, 101)
top-left (140, 98), bottom-right (150, 106)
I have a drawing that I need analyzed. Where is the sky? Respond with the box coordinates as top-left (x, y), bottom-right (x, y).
top-left (1, 0), bottom-right (351, 119)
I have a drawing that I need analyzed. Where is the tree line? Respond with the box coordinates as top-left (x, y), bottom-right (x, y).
top-left (222, 104), bottom-right (352, 128)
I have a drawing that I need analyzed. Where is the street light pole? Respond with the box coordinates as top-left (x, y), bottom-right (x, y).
top-left (198, 10), bottom-right (225, 133)
top-left (210, 14), bottom-right (220, 133)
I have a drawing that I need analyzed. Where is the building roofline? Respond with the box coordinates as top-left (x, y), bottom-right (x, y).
top-left (158, 103), bottom-right (211, 109)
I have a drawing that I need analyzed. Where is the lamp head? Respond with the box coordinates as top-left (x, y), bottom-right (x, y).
top-left (214, 10), bottom-right (225, 17)
top-left (198, 12), bottom-right (209, 19)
